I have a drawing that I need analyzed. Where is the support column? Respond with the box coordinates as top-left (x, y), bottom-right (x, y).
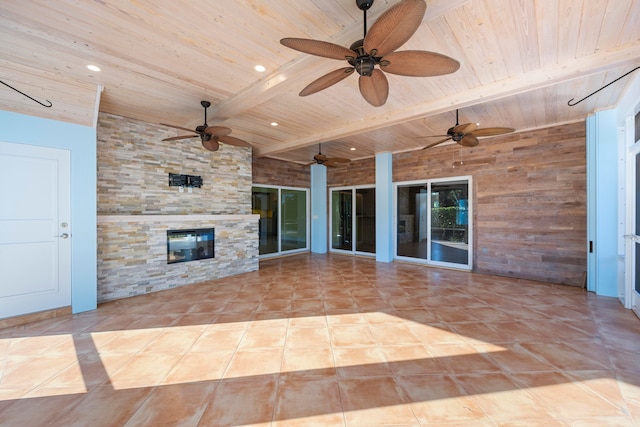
top-left (376, 152), bottom-right (393, 262)
top-left (310, 164), bottom-right (327, 253)
top-left (587, 109), bottom-right (618, 297)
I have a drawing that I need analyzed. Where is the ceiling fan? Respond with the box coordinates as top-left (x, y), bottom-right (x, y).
top-left (161, 101), bottom-right (251, 152)
top-left (280, 0), bottom-right (459, 107)
top-left (419, 109), bottom-right (516, 150)
top-left (304, 144), bottom-right (351, 167)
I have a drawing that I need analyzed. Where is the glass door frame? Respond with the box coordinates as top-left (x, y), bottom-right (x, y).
top-left (624, 110), bottom-right (640, 316)
top-left (393, 175), bottom-right (473, 270)
top-left (329, 185), bottom-right (376, 256)
top-left (252, 185), bottom-right (310, 259)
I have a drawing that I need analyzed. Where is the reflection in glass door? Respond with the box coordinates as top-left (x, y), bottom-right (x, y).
top-left (431, 182), bottom-right (469, 265)
top-left (331, 190), bottom-right (352, 251)
top-left (356, 188), bottom-right (376, 253)
top-left (331, 186), bottom-right (376, 255)
top-left (252, 186), bottom-right (309, 257)
top-left (397, 185), bottom-right (428, 259)
top-left (253, 187), bottom-right (278, 255)
top-left (396, 178), bottom-right (471, 268)
top-left (281, 189), bottom-right (307, 251)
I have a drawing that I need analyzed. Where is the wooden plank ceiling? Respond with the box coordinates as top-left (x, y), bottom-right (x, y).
top-left (0, 0), bottom-right (638, 164)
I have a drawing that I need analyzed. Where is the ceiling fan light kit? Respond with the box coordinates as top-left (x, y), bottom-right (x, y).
top-left (281, 0), bottom-right (460, 107)
top-left (161, 100), bottom-right (251, 152)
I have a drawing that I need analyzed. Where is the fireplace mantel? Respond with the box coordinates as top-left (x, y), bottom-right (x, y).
top-left (98, 214), bottom-right (259, 223)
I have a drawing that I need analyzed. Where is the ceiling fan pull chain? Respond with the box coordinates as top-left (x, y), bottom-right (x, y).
top-left (0, 79), bottom-right (52, 108)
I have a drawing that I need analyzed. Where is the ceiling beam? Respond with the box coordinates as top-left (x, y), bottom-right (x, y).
top-left (254, 39), bottom-right (640, 157)
top-left (209, 0), bottom-right (469, 120)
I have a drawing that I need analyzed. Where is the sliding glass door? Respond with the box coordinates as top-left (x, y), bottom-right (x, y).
top-left (331, 186), bottom-right (376, 255)
top-left (396, 177), bottom-right (472, 269)
top-left (252, 186), bottom-right (309, 257)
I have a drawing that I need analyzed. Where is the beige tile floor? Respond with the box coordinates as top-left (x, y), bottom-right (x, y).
top-left (1, 253), bottom-right (640, 426)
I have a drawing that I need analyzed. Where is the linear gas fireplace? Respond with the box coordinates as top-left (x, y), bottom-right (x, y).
top-left (167, 228), bottom-right (214, 264)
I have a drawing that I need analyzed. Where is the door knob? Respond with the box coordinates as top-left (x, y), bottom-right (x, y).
top-left (58, 233), bottom-right (69, 239)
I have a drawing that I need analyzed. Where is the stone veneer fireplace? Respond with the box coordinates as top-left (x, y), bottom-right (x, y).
top-left (97, 215), bottom-right (258, 302)
top-left (97, 112), bottom-right (258, 303)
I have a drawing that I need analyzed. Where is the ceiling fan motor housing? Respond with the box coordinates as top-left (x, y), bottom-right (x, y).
top-left (446, 127), bottom-right (465, 142)
top-left (348, 39), bottom-right (379, 77)
top-left (356, 59), bottom-right (375, 76)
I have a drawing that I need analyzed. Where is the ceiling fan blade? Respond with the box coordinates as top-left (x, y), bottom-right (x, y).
top-left (162, 134), bottom-right (198, 141)
top-left (453, 122), bottom-right (478, 134)
top-left (421, 137), bottom-right (451, 150)
top-left (280, 38), bottom-right (355, 60)
top-left (219, 135), bottom-right (251, 147)
top-left (323, 162), bottom-right (338, 168)
top-left (299, 67), bottom-right (355, 96)
top-left (160, 123), bottom-right (197, 133)
top-left (471, 127), bottom-right (516, 137)
top-left (380, 50), bottom-right (460, 77)
top-left (325, 157), bottom-right (351, 163)
top-left (302, 161), bottom-right (316, 167)
top-left (359, 69), bottom-right (389, 107)
top-left (364, 0), bottom-right (427, 58)
top-left (204, 126), bottom-right (232, 137)
top-left (458, 135), bottom-right (479, 147)
top-left (201, 138), bottom-right (220, 152)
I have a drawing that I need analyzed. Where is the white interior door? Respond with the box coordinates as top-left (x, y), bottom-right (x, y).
top-left (0, 141), bottom-right (71, 319)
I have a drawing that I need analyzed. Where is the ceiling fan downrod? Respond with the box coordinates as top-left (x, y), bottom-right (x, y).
top-left (197, 100), bottom-right (212, 141)
top-left (356, 0), bottom-right (374, 37)
top-left (448, 109), bottom-right (461, 141)
top-left (349, 0), bottom-right (383, 77)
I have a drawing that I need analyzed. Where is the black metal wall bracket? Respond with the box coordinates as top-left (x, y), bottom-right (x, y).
top-left (0, 79), bottom-right (52, 108)
top-left (568, 66), bottom-right (640, 107)
top-left (169, 173), bottom-right (202, 188)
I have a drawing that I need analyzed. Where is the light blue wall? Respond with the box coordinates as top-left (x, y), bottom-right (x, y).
top-left (0, 110), bottom-right (97, 313)
top-left (375, 152), bottom-right (393, 262)
top-left (310, 164), bottom-right (327, 253)
top-left (586, 110), bottom-right (618, 297)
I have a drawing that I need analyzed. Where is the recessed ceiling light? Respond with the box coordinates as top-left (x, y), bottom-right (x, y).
top-left (254, 65), bottom-right (266, 72)
top-left (270, 122), bottom-right (278, 127)
top-left (86, 65), bottom-right (101, 72)
top-left (350, 147), bottom-right (356, 151)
